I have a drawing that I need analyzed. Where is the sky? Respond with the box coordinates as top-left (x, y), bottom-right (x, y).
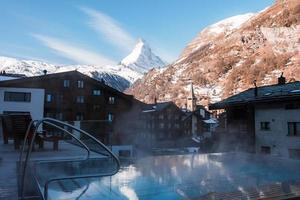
top-left (0, 0), bottom-right (274, 66)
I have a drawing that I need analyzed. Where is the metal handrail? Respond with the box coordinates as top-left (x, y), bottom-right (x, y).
top-left (19, 118), bottom-right (120, 200)
top-left (19, 120), bottom-right (91, 199)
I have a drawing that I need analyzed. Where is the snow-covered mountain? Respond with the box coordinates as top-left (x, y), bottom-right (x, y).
top-left (0, 56), bottom-right (134, 91)
top-left (127, 0), bottom-right (300, 107)
top-left (179, 13), bottom-right (255, 59)
top-left (120, 39), bottom-right (166, 73)
top-left (0, 39), bottom-right (166, 91)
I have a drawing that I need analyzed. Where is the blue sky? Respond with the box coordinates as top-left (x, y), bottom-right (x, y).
top-left (0, 0), bottom-right (274, 65)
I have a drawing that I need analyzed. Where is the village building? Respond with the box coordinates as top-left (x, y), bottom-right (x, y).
top-left (209, 75), bottom-right (300, 159)
top-left (140, 101), bottom-right (186, 149)
top-left (0, 70), bottom-right (144, 156)
top-left (140, 83), bottom-right (217, 151)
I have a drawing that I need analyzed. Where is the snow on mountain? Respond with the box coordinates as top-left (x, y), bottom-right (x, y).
top-left (0, 39), bottom-right (166, 91)
top-left (127, 0), bottom-right (300, 107)
top-left (205, 13), bottom-right (256, 35)
top-left (0, 56), bottom-right (59, 76)
top-left (0, 56), bottom-right (132, 91)
top-left (179, 13), bottom-right (256, 59)
top-left (121, 39), bottom-right (166, 73)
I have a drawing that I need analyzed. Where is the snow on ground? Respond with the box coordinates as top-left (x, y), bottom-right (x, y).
top-left (171, 64), bottom-right (188, 84)
top-left (261, 69), bottom-right (282, 85)
top-left (261, 25), bottom-right (300, 54)
top-left (183, 84), bottom-right (222, 103)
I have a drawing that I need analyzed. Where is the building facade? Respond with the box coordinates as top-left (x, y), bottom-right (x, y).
top-left (0, 71), bottom-right (139, 145)
top-left (210, 75), bottom-right (300, 158)
top-left (140, 102), bottom-right (185, 148)
top-left (255, 103), bottom-right (300, 158)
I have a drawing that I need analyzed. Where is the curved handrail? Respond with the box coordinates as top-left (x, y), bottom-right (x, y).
top-left (19, 120), bottom-right (91, 199)
top-left (19, 118), bottom-right (120, 200)
top-left (19, 119), bottom-right (37, 178)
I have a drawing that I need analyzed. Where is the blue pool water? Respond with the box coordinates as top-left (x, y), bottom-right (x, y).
top-left (37, 153), bottom-right (300, 200)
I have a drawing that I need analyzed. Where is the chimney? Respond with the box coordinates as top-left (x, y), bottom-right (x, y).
top-left (154, 96), bottom-right (157, 105)
top-left (253, 80), bottom-right (258, 97)
top-left (101, 78), bottom-right (105, 85)
top-left (278, 72), bottom-right (286, 85)
top-left (43, 69), bottom-right (47, 75)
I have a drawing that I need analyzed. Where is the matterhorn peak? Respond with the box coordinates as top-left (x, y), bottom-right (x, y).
top-left (137, 38), bottom-right (146, 44)
top-left (120, 38), bottom-right (166, 73)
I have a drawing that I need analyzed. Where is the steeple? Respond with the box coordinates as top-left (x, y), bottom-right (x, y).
top-left (187, 82), bottom-right (197, 112)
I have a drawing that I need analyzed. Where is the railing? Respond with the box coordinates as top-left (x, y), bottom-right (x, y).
top-left (19, 118), bottom-right (120, 200)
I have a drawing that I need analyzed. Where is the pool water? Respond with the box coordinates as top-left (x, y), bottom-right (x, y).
top-left (39, 153), bottom-right (300, 200)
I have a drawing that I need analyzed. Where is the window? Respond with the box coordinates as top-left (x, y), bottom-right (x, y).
top-left (200, 109), bottom-right (205, 118)
top-left (260, 122), bottom-right (270, 130)
top-left (4, 92), bottom-right (31, 102)
top-left (175, 123), bottom-right (180, 129)
top-left (289, 149), bottom-right (300, 159)
top-left (108, 113), bottom-right (114, 122)
top-left (108, 97), bottom-right (115, 104)
top-left (76, 113), bottom-right (84, 121)
top-left (56, 113), bottom-right (63, 120)
top-left (63, 80), bottom-right (70, 88)
top-left (57, 94), bottom-right (63, 102)
top-left (93, 90), bottom-right (101, 96)
top-left (288, 122), bottom-right (300, 136)
top-left (77, 80), bottom-right (84, 88)
top-left (159, 123), bottom-right (164, 129)
top-left (76, 96), bottom-right (84, 103)
top-left (261, 146), bottom-right (271, 154)
top-left (159, 114), bottom-right (164, 120)
top-left (93, 105), bottom-right (101, 111)
top-left (46, 94), bottom-right (52, 102)
top-left (45, 112), bottom-right (54, 118)
top-left (119, 150), bottom-right (131, 157)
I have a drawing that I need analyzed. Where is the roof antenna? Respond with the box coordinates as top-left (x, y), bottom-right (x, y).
top-left (253, 80), bottom-right (258, 97)
top-left (278, 72), bottom-right (286, 85)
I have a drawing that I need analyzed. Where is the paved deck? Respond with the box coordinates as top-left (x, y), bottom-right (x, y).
top-left (0, 139), bottom-right (89, 200)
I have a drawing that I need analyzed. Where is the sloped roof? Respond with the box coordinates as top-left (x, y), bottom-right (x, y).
top-left (142, 101), bottom-right (175, 112)
top-left (209, 81), bottom-right (300, 109)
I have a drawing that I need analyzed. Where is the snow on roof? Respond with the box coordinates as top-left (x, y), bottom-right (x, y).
top-left (0, 76), bottom-right (19, 81)
top-left (142, 109), bottom-right (156, 113)
top-left (203, 119), bottom-right (218, 124)
top-left (210, 81), bottom-right (300, 109)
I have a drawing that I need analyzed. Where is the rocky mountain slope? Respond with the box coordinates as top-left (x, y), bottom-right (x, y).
top-left (0, 39), bottom-right (165, 91)
top-left (127, 0), bottom-right (300, 107)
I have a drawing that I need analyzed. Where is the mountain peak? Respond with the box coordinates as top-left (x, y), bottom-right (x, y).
top-left (120, 39), bottom-right (166, 73)
top-left (137, 38), bottom-right (146, 44)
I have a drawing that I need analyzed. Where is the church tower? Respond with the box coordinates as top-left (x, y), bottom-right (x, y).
top-left (187, 82), bottom-right (197, 112)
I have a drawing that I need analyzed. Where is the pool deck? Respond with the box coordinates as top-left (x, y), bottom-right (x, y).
top-left (0, 139), bottom-right (89, 200)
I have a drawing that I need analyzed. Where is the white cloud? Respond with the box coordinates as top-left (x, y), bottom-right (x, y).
top-left (32, 34), bottom-right (116, 66)
top-left (81, 7), bottom-right (136, 53)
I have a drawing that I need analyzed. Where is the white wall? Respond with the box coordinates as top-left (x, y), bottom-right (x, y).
top-left (0, 87), bottom-right (44, 120)
top-left (255, 104), bottom-right (300, 158)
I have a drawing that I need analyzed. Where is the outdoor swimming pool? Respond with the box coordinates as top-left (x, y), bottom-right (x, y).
top-left (35, 153), bottom-right (300, 200)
